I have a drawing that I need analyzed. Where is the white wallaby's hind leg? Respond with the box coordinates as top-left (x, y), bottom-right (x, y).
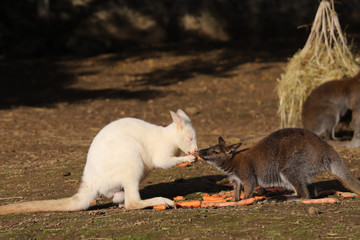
top-left (123, 182), bottom-right (175, 210)
top-left (112, 191), bottom-right (125, 204)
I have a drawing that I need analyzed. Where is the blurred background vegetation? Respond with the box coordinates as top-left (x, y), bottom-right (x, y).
top-left (0, 0), bottom-right (359, 56)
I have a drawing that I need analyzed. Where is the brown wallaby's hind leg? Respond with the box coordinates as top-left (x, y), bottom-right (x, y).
top-left (277, 183), bottom-right (309, 202)
top-left (306, 184), bottom-right (317, 199)
top-left (279, 170), bottom-right (311, 201)
top-left (322, 113), bottom-right (340, 140)
top-left (345, 109), bottom-right (360, 147)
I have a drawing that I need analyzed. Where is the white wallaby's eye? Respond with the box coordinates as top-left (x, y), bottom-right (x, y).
top-left (187, 136), bottom-right (193, 141)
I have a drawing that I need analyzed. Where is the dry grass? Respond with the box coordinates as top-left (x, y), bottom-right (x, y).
top-left (277, 0), bottom-right (359, 128)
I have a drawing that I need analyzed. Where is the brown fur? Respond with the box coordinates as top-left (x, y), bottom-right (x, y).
top-left (199, 128), bottom-right (360, 201)
top-left (302, 71), bottom-right (360, 147)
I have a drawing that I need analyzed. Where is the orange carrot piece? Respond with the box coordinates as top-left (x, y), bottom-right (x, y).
top-left (336, 191), bottom-right (359, 198)
top-left (177, 161), bottom-right (192, 167)
top-left (254, 195), bottom-right (267, 201)
top-left (218, 191), bottom-right (234, 198)
top-left (92, 199), bottom-right (98, 205)
top-left (240, 191), bottom-right (244, 199)
top-left (210, 202), bottom-right (238, 208)
top-left (202, 195), bottom-right (225, 202)
top-left (265, 187), bottom-right (286, 192)
top-left (202, 199), bottom-right (227, 204)
top-left (197, 156), bottom-right (204, 161)
top-left (225, 197), bottom-right (235, 202)
top-left (302, 198), bottom-right (338, 204)
top-left (176, 200), bottom-right (201, 208)
top-left (201, 198), bottom-right (255, 208)
top-left (236, 197), bottom-right (256, 206)
top-left (201, 201), bottom-right (220, 208)
top-left (173, 196), bottom-right (185, 201)
top-left (153, 204), bottom-right (167, 210)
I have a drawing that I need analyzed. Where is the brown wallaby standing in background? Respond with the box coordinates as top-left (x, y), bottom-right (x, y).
top-left (302, 71), bottom-right (360, 147)
top-left (199, 128), bottom-right (360, 201)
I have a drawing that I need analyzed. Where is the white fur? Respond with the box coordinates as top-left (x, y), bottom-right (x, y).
top-left (0, 109), bottom-right (198, 214)
top-left (82, 109), bottom-right (198, 209)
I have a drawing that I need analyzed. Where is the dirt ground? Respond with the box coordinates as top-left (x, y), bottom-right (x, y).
top-left (1, 43), bottom-right (360, 239)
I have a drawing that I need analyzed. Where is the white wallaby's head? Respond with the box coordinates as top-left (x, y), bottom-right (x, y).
top-left (170, 109), bottom-right (198, 155)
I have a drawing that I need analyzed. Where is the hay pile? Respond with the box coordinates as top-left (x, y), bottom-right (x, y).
top-left (277, 0), bottom-right (359, 128)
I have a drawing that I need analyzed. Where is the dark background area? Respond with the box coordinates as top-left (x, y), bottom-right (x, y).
top-left (0, 0), bottom-right (359, 109)
top-left (0, 0), bottom-right (360, 56)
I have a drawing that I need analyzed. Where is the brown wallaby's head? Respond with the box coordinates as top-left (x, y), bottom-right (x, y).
top-left (198, 136), bottom-right (242, 167)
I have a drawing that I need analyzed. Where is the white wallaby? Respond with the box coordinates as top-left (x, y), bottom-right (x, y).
top-left (0, 109), bottom-right (198, 214)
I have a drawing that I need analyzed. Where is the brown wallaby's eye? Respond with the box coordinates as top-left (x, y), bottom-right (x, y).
top-left (212, 149), bottom-right (220, 154)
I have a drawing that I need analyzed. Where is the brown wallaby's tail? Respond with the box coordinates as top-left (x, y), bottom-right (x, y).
top-left (330, 159), bottom-right (360, 195)
top-left (0, 181), bottom-right (97, 215)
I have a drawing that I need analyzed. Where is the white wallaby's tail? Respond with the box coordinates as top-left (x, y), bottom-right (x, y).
top-left (0, 181), bottom-right (97, 215)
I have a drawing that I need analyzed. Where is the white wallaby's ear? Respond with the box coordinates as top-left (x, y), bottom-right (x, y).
top-left (170, 111), bottom-right (184, 128)
top-left (176, 109), bottom-right (191, 122)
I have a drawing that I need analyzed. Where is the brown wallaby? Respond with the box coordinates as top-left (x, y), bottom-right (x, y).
top-left (199, 128), bottom-right (360, 201)
top-left (302, 71), bottom-right (360, 147)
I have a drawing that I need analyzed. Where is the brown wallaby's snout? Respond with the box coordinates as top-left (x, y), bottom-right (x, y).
top-left (198, 136), bottom-right (242, 167)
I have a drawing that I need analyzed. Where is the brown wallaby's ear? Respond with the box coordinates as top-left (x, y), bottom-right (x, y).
top-left (228, 143), bottom-right (242, 154)
top-left (218, 136), bottom-right (226, 145)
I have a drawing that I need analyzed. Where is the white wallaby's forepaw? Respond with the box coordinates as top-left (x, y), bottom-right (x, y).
top-left (159, 197), bottom-right (175, 208)
top-left (112, 191), bottom-right (125, 204)
top-left (185, 155), bottom-right (196, 163)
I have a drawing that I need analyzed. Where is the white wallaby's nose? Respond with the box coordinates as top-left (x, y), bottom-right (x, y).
top-left (189, 149), bottom-right (198, 155)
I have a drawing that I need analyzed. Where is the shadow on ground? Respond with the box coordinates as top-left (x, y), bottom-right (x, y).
top-left (0, 42), bottom-right (298, 109)
top-left (88, 175), bottom-right (356, 211)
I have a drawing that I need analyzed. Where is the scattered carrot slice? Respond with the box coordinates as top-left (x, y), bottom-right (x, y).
top-left (201, 198), bottom-right (255, 208)
top-left (202, 199), bottom-right (227, 203)
top-left (302, 198), bottom-right (337, 204)
top-left (92, 199), bottom-right (98, 205)
top-left (236, 197), bottom-right (256, 206)
top-left (336, 191), bottom-right (359, 198)
top-left (177, 161), bottom-right (192, 167)
top-left (197, 156), bottom-right (204, 161)
top-left (176, 200), bottom-right (201, 208)
top-left (153, 204), bottom-right (167, 210)
top-left (218, 191), bottom-right (234, 198)
top-left (173, 196), bottom-right (185, 201)
top-left (266, 187), bottom-right (286, 192)
top-left (254, 195), bottom-right (267, 201)
top-left (201, 201), bottom-right (221, 208)
top-left (317, 190), bottom-right (359, 198)
top-left (202, 195), bottom-right (225, 202)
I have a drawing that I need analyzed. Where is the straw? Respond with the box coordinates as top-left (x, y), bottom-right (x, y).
top-left (277, 0), bottom-right (359, 128)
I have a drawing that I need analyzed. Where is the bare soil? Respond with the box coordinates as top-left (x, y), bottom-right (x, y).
top-left (1, 44), bottom-right (360, 239)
